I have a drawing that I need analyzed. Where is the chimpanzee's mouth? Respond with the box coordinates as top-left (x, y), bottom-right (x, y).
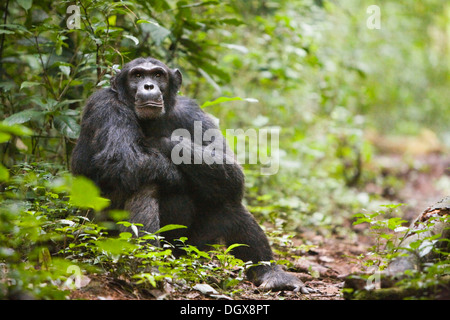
top-left (136, 101), bottom-right (164, 108)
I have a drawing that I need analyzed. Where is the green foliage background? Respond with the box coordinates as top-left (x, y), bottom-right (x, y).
top-left (0, 0), bottom-right (448, 299)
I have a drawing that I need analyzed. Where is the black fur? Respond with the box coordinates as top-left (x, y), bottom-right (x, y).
top-left (71, 57), bottom-right (310, 292)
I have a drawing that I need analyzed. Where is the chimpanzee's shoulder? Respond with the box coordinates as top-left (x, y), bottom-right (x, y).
top-left (82, 88), bottom-right (128, 120)
top-left (172, 96), bottom-right (204, 118)
top-left (172, 96), bottom-right (218, 129)
top-left (85, 88), bottom-right (117, 104)
top-left (175, 96), bottom-right (201, 110)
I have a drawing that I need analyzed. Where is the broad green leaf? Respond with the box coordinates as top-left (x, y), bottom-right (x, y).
top-left (133, 273), bottom-right (156, 287)
top-left (150, 0), bottom-right (171, 12)
top-left (108, 210), bottom-right (129, 221)
top-left (224, 243), bottom-right (248, 254)
top-left (0, 122), bottom-right (30, 140)
top-left (59, 65), bottom-right (71, 77)
top-left (55, 99), bottom-right (83, 109)
top-left (17, 0), bottom-right (32, 10)
top-left (154, 224), bottom-right (187, 234)
top-left (137, 20), bottom-right (171, 45)
top-left (353, 218), bottom-right (371, 225)
top-left (0, 164), bottom-right (9, 182)
top-left (95, 26), bottom-right (124, 36)
top-left (0, 29), bottom-right (14, 35)
top-left (108, 15), bottom-right (117, 26)
top-left (0, 132), bottom-right (11, 143)
top-left (0, 24), bottom-right (31, 35)
top-left (418, 240), bottom-right (436, 257)
top-left (20, 81), bottom-right (41, 90)
top-left (408, 240), bottom-right (421, 250)
top-left (119, 232), bottom-right (133, 240)
top-left (387, 217), bottom-right (407, 231)
top-left (41, 98), bottom-right (58, 112)
top-left (394, 226), bottom-right (409, 233)
top-left (183, 245), bottom-right (210, 259)
top-left (53, 115), bottom-right (80, 139)
top-left (149, 26), bottom-right (170, 45)
top-left (95, 238), bottom-right (137, 255)
top-left (4, 109), bottom-right (43, 125)
top-left (69, 176), bottom-right (110, 211)
top-left (0, 81), bottom-right (15, 91)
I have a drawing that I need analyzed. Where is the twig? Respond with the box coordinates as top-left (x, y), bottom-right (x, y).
top-left (0, 0), bottom-right (10, 80)
top-left (34, 35), bottom-right (58, 99)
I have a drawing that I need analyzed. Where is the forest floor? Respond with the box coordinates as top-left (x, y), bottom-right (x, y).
top-left (70, 134), bottom-right (449, 300)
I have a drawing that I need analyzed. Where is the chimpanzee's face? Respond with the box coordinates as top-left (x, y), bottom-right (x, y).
top-left (111, 58), bottom-right (182, 120)
top-left (127, 62), bottom-right (169, 120)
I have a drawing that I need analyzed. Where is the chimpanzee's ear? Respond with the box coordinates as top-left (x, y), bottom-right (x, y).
top-left (110, 65), bottom-right (121, 93)
top-left (110, 75), bottom-right (118, 93)
top-left (172, 68), bottom-right (182, 91)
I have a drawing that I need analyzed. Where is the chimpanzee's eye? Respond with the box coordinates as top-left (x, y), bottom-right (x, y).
top-left (135, 73), bottom-right (141, 78)
top-left (155, 72), bottom-right (161, 77)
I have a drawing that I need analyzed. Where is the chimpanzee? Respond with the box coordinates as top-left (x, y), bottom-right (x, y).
top-left (71, 57), bottom-right (311, 292)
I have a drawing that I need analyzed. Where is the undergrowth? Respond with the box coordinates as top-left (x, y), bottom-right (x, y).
top-left (347, 204), bottom-right (450, 298)
top-left (0, 160), bottom-right (255, 299)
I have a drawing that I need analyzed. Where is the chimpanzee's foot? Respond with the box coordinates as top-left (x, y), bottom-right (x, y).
top-left (249, 265), bottom-right (315, 293)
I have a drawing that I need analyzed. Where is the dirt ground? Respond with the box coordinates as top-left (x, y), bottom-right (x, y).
top-left (71, 147), bottom-right (450, 300)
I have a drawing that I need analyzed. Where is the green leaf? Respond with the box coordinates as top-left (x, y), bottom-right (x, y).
top-left (224, 243), bottom-right (248, 255)
top-left (55, 99), bottom-right (83, 109)
top-left (4, 109), bottom-right (44, 125)
top-left (133, 273), bottom-right (157, 287)
top-left (95, 238), bottom-right (137, 255)
top-left (150, 0), bottom-right (170, 12)
top-left (183, 245), bottom-right (210, 259)
top-left (108, 210), bottom-right (129, 221)
top-left (119, 232), bottom-right (133, 240)
top-left (108, 15), bottom-right (117, 26)
top-left (0, 24), bottom-right (31, 35)
top-left (20, 81), bottom-right (41, 90)
top-left (53, 115), bottom-right (80, 139)
top-left (408, 240), bottom-right (421, 250)
top-left (0, 164), bottom-right (9, 182)
top-left (117, 221), bottom-right (143, 227)
top-left (353, 218), bottom-right (371, 225)
top-left (154, 224), bottom-right (187, 234)
top-left (124, 34), bottom-right (139, 45)
top-left (0, 132), bottom-right (11, 143)
top-left (201, 96), bottom-right (258, 108)
top-left (0, 81), bottom-right (16, 91)
top-left (218, 18), bottom-right (244, 26)
top-left (59, 65), bottom-right (71, 77)
top-left (137, 20), bottom-right (171, 45)
top-left (17, 0), bottom-right (32, 11)
top-left (197, 61), bottom-right (230, 83)
top-left (387, 217), bottom-right (407, 231)
top-left (69, 176), bottom-right (110, 211)
top-left (380, 203), bottom-right (405, 209)
top-left (0, 121), bottom-right (33, 137)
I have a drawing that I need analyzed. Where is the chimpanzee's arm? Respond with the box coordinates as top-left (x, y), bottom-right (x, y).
top-left (71, 89), bottom-right (183, 196)
top-left (151, 98), bottom-right (246, 204)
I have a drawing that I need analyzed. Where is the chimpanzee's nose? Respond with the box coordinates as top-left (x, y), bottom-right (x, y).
top-left (144, 83), bottom-right (155, 90)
